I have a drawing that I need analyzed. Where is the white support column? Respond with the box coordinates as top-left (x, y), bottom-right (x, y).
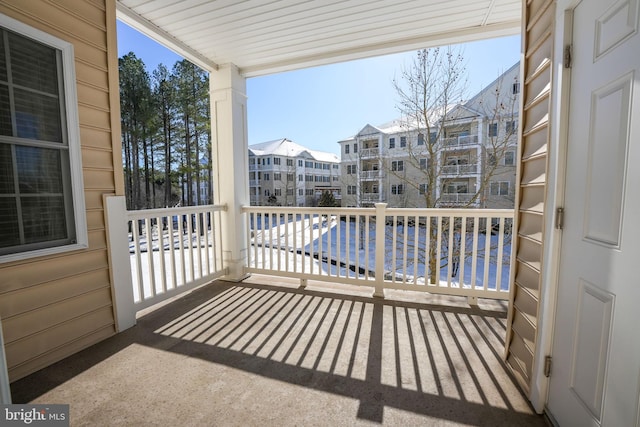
top-left (104, 195), bottom-right (136, 332)
top-left (211, 64), bottom-right (250, 282)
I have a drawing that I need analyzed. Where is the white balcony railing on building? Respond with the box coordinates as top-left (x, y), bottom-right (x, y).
top-left (249, 179), bottom-right (260, 187)
top-left (361, 192), bottom-right (381, 202)
top-left (249, 164), bottom-right (260, 171)
top-left (243, 205), bottom-right (513, 300)
top-left (442, 134), bottom-right (479, 148)
top-left (360, 170), bottom-right (383, 180)
top-left (360, 147), bottom-right (379, 158)
top-left (441, 164), bottom-right (479, 175)
top-left (124, 204), bottom-right (227, 311)
top-left (439, 193), bottom-right (477, 204)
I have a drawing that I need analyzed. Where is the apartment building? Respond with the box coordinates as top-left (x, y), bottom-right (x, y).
top-left (339, 63), bottom-right (519, 209)
top-left (249, 138), bottom-right (341, 206)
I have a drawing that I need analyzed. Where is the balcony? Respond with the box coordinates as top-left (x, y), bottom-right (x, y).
top-left (249, 179), bottom-right (260, 186)
top-left (361, 192), bottom-right (381, 202)
top-left (442, 134), bottom-right (479, 148)
top-left (360, 169), bottom-right (383, 180)
top-left (439, 193), bottom-right (479, 205)
top-left (441, 164), bottom-right (479, 176)
top-left (6, 201), bottom-right (545, 426)
top-left (360, 147), bottom-right (379, 158)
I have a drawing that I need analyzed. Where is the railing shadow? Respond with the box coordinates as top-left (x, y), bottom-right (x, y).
top-left (11, 279), bottom-right (541, 425)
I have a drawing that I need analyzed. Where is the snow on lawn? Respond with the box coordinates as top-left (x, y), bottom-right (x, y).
top-left (250, 214), bottom-right (511, 291)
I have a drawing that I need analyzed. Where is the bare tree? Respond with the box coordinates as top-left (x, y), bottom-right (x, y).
top-left (386, 47), bottom-right (518, 283)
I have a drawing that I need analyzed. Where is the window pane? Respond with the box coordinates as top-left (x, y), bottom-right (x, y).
top-left (14, 88), bottom-right (62, 142)
top-left (8, 31), bottom-right (58, 94)
top-left (0, 197), bottom-right (19, 248)
top-left (0, 31), bottom-right (6, 83)
top-left (21, 196), bottom-right (67, 243)
top-left (16, 146), bottom-right (63, 194)
top-left (0, 85), bottom-right (11, 136)
top-left (0, 143), bottom-right (14, 193)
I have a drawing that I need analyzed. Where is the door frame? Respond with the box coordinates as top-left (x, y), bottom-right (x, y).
top-left (527, 0), bottom-right (582, 414)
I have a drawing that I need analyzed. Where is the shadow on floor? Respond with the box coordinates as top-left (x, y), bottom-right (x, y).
top-left (11, 279), bottom-right (545, 426)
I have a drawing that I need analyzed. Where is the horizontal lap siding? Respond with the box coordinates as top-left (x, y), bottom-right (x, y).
top-left (0, 0), bottom-right (118, 381)
top-left (505, 0), bottom-right (554, 395)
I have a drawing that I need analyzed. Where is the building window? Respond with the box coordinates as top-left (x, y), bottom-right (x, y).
top-left (332, 164), bottom-right (339, 169)
top-left (305, 160), bottom-right (313, 168)
top-left (419, 158), bottom-right (427, 170)
top-left (286, 188), bottom-right (294, 196)
top-left (505, 120), bottom-right (517, 134)
top-left (298, 189), bottom-right (303, 196)
top-left (490, 181), bottom-right (510, 196)
top-left (391, 184), bottom-right (405, 195)
top-left (347, 185), bottom-right (356, 195)
top-left (298, 159), bottom-right (303, 167)
top-left (504, 151), bottom-right (515, 166)
top-left (391, 160), bottom-right (404, 171)
top-left (274, 189), bottom-right (282, 196)
top-left (273, 173), bottom-right (281, 181)
top-left (264, 189), bottom-right (270, 196)
top-left (273, 157), bottom-right (281, 165)
top-left (389, 137), bottom-right (395, 149)
top-left (512, 82), bottom-right (520, 94)
top-left (306, 189), bottom-right (313, 196)
top-left (488, 123), bottom-right (498, 137)
top-left (286, 158), bottom-right (293, 166)
top-left (306, 174), bottom-right (313, 181)
top-left (353, 143), bottom-right (358, 153)
top-left (400, 136), bottom-right (407, 147)
top-left (287, 173), bottom-right (294, 181)
top-left (264, 173), bottom-right (270, 180)
top-left (419, 184), bottom-right (427, 195)
top-left (333, 176), bottom-right (338, 181)
top-left (0, 22), bottom-right (88, 261)
top-left (345, 144), bottom-right (350, 154)
top-left (298, 174), bottom-right (303, 181)
top-left (417, 133), bottom-right (425, 145)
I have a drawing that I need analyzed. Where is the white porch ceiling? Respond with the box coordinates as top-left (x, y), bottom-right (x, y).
top-left (116, 0), bottom-right (521, 77)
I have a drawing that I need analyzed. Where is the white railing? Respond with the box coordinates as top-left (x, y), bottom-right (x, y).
top-left (360, 147), bottom-right (379, 158)
top-left (125, 204), bottom-right (227, 311)
top-left (243, 204), bottom-right (513, 300)
top-left (360, 170), bottom-right (383, 179)
top-left (439, 193), bottom-right (480, 204)
top-left (249, 179), bottom-right (260, 186)
top-left (442, 134), bottom-right (479, 148)
top-left (361, 192), bottom-right (381, 202)
top-left (441, 164), bottom-right (479, 175)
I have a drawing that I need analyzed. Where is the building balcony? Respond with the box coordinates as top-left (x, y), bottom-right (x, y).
top-left (360, 170), bottom-right (383, 180)
top-left (249, 163), bottom-right (261, 171)
top-left (361, 192), bottom-right (381, 202)
top-left (439, 192), bottom-right (479, 205)
top-left (359, 147), bottom-right (379, 158)
top-left (7, 202), bottom-right (542, 426)
top-left (442, 134), bottom-right (479, 148)
top-left (249, 179), bottom-right (260, 186)
top-left (441, 164), bottom-right (479, 176)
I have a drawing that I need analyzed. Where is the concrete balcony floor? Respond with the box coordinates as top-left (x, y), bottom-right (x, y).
top-left (10, 276), bottom-right (546, 426)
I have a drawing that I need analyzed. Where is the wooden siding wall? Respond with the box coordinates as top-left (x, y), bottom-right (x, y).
top-left (505, 0), bottom-right (555, 394)
top-left (0, 0), bottom-right (118, 381)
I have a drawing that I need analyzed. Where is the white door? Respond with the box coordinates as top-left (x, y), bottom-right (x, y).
top-left (547, 0), bottom-right (640, 426)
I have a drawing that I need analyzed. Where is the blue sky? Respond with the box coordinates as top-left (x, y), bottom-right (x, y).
top-left (117, 21), bottom-right (520, 155)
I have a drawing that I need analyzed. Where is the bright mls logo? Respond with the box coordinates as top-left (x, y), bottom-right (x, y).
top-left (1, 405), bottom-right (69, 426)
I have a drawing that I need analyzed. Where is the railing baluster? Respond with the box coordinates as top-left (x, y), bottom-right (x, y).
top-left (412, 216), bottom-right (419, 284)
top-left (277, 212), bottom-right (282, 272)
top-left (168, 213), bottom-right (177, 290)
top-left (145, 218), bottom-right (157, 297)
top-left (336, 213), bottom-right (342, 278)
top-left (204, 211), bottom-right (211, 276)
top-left (471, 216), bottom-right (479, 289)
top-left (157, 215), bottom-right (167, 294)
top-left (327, 211), bottom-right (333, 277)
top-left (364, 215), bottom-right (370, 280)
top-left (132, 220), bottom-right (144, 302)
top-left (293, 213), bottom-right (298, 273)
top-left (483, 216), bottom-right (492, 292)
top-left (187, 213), bottom-right (196, 282)
top-left (402, 215), bottom-right (408, 285)
top-left (354, 213), bottom-right (360, 279)
top-left (495, 216), bottom-right (506, 293)
top-left (345, 214), bottom-right (350, 279)
top-left (195, 212), bottom-right (203, 279)
top-left (391, 215), bottom-right (397, 284)
top-left (425, 214), bottom-right (431, 286)
top-left (459, 216), bottom-right (467, 289)
top-left (446, 215), bottom-right (454, 288)
top-left (436, 215), bottom-right (442, 287)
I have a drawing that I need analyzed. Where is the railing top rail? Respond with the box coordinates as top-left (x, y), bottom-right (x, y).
top-left (127, 204), bottom-right (227, 220)
top-left (242, 205), bottom-right (514, 218)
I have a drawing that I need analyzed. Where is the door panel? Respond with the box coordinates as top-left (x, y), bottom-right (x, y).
top-left (547, 0), bottom-right (640, 426)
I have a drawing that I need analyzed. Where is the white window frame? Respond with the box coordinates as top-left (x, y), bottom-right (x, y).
top-left (490, 181), bottom-right (510, 196)
top-left (0, 15), bottom-right (87, 264)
